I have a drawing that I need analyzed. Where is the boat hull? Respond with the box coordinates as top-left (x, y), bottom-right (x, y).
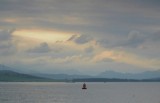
top-left (82, 88), bottom-right (87, 89)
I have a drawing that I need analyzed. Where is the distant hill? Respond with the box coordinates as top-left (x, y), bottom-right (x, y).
top-left (33, 70), bottom-right (160, 81)
top-left (0, 70), bottom-right (58, 82)
top-left (72, 78), bottom-right (160, 82)
top-left (0, 64), bottom-right (160, 82)
top-left (0, 69), bottom-right (160, 82)
top-left (98, 70), bottom-right (160, 79)
top-left (0, 64), bottom-right (12, 70)
top-left (32, 73), bottom-right (92, 80)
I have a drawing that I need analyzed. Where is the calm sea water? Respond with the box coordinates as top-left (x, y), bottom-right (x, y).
top-left (0, 82), bottom-right (160, 103)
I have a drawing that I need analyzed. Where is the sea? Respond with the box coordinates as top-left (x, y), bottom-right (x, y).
top-left (0, 82), bottom-right (160, 103)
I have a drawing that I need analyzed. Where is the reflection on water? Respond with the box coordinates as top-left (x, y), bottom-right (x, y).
top-left (0, 82), bottom-right (160, 103)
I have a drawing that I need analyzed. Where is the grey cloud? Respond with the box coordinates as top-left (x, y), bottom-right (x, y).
top-left (122, 31), bottom-right (160, 48)
top-left (101, 58), bottom-right (114, 63)
top-left (0, 0), bottom-right (160, 38)
top-left (85, 46), bottom-right (94, 53)
top-left (148, 31), bottom-right (160, 41)
top-left (0, 29), bottom-right (14, 41)
top-left (0, 29), bottom-right (14, 48)
top-left (67, 34), bottom-right (78, 41)
top-left (0, 29), bottom-right (16, 55)
top-left (68, 34), bottom-right (93, 44)
top-left (0, 42), bottom-right (11, 49)
top-left (27, 42), bottom-right (50, 53)
top-left (100, 30), bottom-right (160, 50)
top-left (121, 31), bottom-right (146, 47)
top-left (76, 35), bottom-right (93, 44)
top-left (1, 0), bottom-right (159, 27)
top-left (75, 35), bottom-right (93, 44)
top-left (98, 31), bottom-right (147, 48)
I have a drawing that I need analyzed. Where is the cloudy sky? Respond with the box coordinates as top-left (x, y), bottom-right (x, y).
top-left (0, 0), bottom-right (160, 75)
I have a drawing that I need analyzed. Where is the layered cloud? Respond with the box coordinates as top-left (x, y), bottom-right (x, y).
top-left (0, 28), bottom-right (159, 74)
top-left (92, 50), bottom-right (160, 69)
top-left (0, 0), bottom-right (160, 74)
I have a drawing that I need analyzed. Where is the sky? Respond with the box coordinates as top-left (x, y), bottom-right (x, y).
top-left (0, 0), bottom-right (160, 75)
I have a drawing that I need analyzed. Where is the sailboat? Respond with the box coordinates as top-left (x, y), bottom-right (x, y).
top-left (82, 83), bottom-right (87, 89)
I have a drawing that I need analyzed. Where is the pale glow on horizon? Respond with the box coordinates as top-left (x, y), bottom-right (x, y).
top-left (92, 50), bottom-right (160, 69)
top-left (12, 29), bottom-right (73, 43)
top-left (3, 18), bottom-right (18, 23)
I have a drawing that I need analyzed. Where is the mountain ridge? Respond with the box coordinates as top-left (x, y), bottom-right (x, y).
top-left (0, 64), bottom-right (160, 81)
top-left (0, 70), bottom-right (58, 82)
top-left (98, 70), bottom-right (160, 79)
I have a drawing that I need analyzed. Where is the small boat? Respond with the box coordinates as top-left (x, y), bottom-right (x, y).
top-left (82, 83), bottom-right (87, 89)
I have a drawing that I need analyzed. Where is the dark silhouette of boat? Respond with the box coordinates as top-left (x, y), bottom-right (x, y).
top-left (82, 83), bottom-right (87, 89)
